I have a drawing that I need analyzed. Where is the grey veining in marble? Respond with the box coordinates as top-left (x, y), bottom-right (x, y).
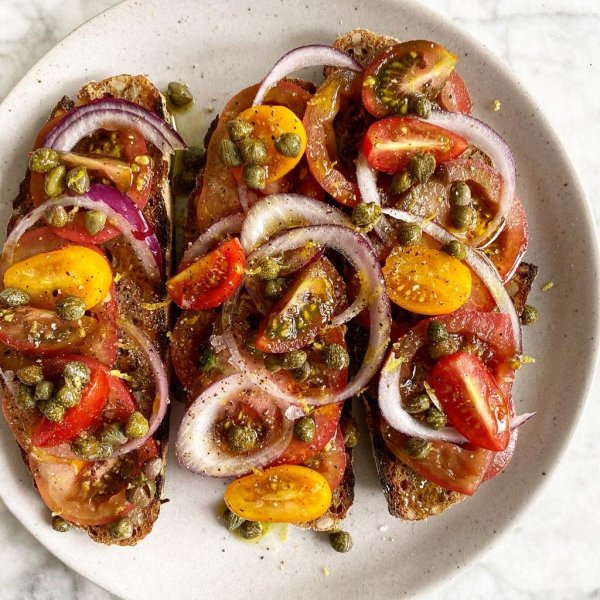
top-left (0, 1), bottom-right (599, 599)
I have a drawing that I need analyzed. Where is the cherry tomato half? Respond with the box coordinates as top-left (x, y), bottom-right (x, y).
top-left (436, 70), bottom-right (473, 115)
top-left (304, 428), bottom-right (347, 492)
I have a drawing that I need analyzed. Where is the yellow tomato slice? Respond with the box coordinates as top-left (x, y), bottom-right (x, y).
top-left (4, 245), bottom-right (113, 310)
top-left (382, 245), bottom-right (472, 315)
top-left (224, 465), bottom-right (332, 523)
top-left (236, 105), bottom-right (307, 183)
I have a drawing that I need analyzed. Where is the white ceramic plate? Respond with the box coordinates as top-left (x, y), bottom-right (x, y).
top-left (0, 1), bottom-right (598, 598)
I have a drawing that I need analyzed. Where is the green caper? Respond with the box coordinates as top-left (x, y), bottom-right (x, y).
top-left (281, 349), bottom-right (307, 370)
top-left (237, 137), bottom-right (269, 166)
top-left (110, 516), bottom-right (133, 540)
top-left (429, 339), bottom-right (455, 361)
top-left (125, 479), bottom-right (156, 508)
top-left (329, 530), bottom-right (353, 553)
top-left (294, 417), bottom-right (316, 442)
top-left (44, 164), bottom-right (66, 197)
top-left (0, 287), bottom-right (30, 307)
top-left (16, 385), bottom-right (36, 411)
top-left (239, 520), bottom-right (263, 539)
top-left (408, 93), bottom-right (432, 118)
top-left (264, 354), bottom-right (282, 373)
top-left (264, 277), bottom-right (287, 299)
top-left (65, 166), bottom-right (90, 195)
top-left (43, 205), bottom-right (69, 228)
top-left (98, 423), bottom-right (128, 446)
top-left (426, 407), bottom-right (447, 430)
top-left (182, 145), bottom-right (205, 169)
top-left (34, 380), bottom-right (55, 402)
top-left (256, 257), bottom-right (281, 280)
top-left (227, 425), bottom-right (258, 454)
top-left (274, 132), bottom-right (302, 158)
top-left (408, 153), bottom-right (436, 183)
top-left (351, 202), bottom-right (382, 230)
top-left (63, 361), bottom-right (91, 386)
top-left (291, 361), bottom-right (312, 382)
top-left (226, 119), bottom-right (253, 142)
top-left (242, 164), bottom-right (267, 190)
top-left (341, 419), bottom-right (359, 449)
top-left (390, 171), bottom-right (413, 195)
top-left (218, 138), bottom-right (243, 167)
top-left (397, 222), bottom-right (422, 246)
top-left (70, 434), bottom-right (99, 459)
top-left (51, 515), bottom-right (72, 533)
top-left (38, 400), bottom-right (65, 423)
top-left (223, 508), bottom-right (245, 532)
top-left (16, 365), bottom-right (44, 386)
top-left (450, 204), bottom-right (474, 231)
top-left (449, 181), bottom-right (471, 207)
top-left (405, 437), bottom-right (433, 458)
top-left (322, 343), bottom-right (350, 371)
top-left (427, 319), bottom-right (448, 344)
top-left (521, 304), bottom-right (539, 326)
top-left (55, 296), bottom-right (86, 321)
top-left (125, 411), bottom-right (149, 439)
top-left (167, 81), bottom-right (193, 107)
top-left (55, 383), bottom-right (81, 408)
top-left (442, 240), bottom-right (467, 261)
top-left (403, 393), bottom-right (431, 414)
top-left (199, 349), bottom-right (217, 372)
top-left (83, 210), bottom-right (107, 235)
top-left (29, 148), bottom-right (61, 173)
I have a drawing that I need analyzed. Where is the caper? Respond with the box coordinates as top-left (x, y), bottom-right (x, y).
top-left (256, 257), bottom-right (281, 280)
top-left (351, 202), bottom-right (381, 229)
top-left (44, 164), bottom-right (66, 197)
top-left (322, 343), bottom-right (350, 371)
top-left (408, 93), bottom-right (432, 118)
top-left (218, 138), bottom-right (243, 167)
top-left (83, 210), bottom-right (107, 235)
top-left (397, 222), bottom-right (422, 246)
top-left (43, 205), bottom-right (69, 228)
top-left (451, 204), bottom-right (474, 231)
top-left (449, 181), bottom-right (471, 207)
top-left (16, 365), bottom-right (44, 386)
top-left (281, 349), bottom-right (307, 370)
top-left (264, 277), bottom-right (287, 299)
top-left (274, 132), bottom-right (302, 158)
top-left (71, 434), bottom-right (112, 460)
top-left (238, 137), bottom-right (269, 166)
top-left (29, 147), bottom-right (61, 173)
top-left (63, 361), bottom-right (90, 387)
top-left (125, 479), bottom-right (156, 508)
top-left (239, 520), bottom-right (263, 539)
top-left (16, 385), bottom-right (36, 411)
top-left (65, 166), bottom-right (90, 195)
top-left (390, 171), bottom-right (413, 195)
top-left (51, 515), bottom-right (72, 533)
top-left (55, 383), bottom-right (81, 408)
top-left (38, 400), bottom-right (65, 423)
top-left (329, 530), bottom-right (353, 553)
top-left (426, 407), bottom-right (447, 430)
top-left (427, 320), bottom-right (448, 344)
top-left (182, 145), bottom-right (205, 169)
top-left (227, 425), bottom-right (258, 454)
top-left (110, 516), bottom-right (134, 540)
top-left (405, 437), bottom-right (433, 459)
top-left (264, 354), bottom-right (282, 373)
top-left (291, 361), bottom-right (312, 382)
top-left (442, 239), bottom-right (467, 261)
top-left (403, 393), bottom-right (431, 414)
top-left (199, 349), bottom-right (217, 372)
top-left (226, 119), bottom-right (253, 142)
top-left (223, 508), bottom-right (245, 532)
top-left (0, 287), bottom-right (30, 307)
top-left (55, 296), bottom-right (86, 321)
top-left (143, 457), bottom-right (163, 480)
top-left (521, 304), bottom-right (539, 326)
top-left (429, 339), bottom-right (455, 361)
top-left (341, 419), bottom-right (359, 449)
top-left (125, 411), bottom-right (149, 439)
top-left (98, 423), bottom-right (128, 446)
top-left (242, 164), bottom-right (267, 190)
top-left (294, 417), bottom-right (316, 442)
top-left (167, 81), bottom-right (193, 107)
top-left (408, 153), bottom-right (436, 184)
top-left (34, 380), bottom-right (54, 402)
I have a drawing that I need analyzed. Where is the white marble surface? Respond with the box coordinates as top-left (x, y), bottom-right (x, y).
top-left (0, 0), bottom-right (599, 599)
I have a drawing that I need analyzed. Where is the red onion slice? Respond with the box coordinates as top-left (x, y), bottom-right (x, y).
top-left (253, 45), bottom-right (362, 107)
top-left (223, 224), bottom-right (391, 406)
top-left (42, 98), bottom-right (186, 153)
top-left (427, 110), bottom-right (516, 247)
top-left (383, 207), bottom-right (522, 352)
top-left (176, 373), bottom-right (293, 477)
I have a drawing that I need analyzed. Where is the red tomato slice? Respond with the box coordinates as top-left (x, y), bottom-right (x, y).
top-left (167, 238), bottom-right (245, 310)
top-left (363, 117), bottom-right (469, 174)
top-left (428, 352), bottom-right (510, 451)
top-left (7, 227), bottom-right (65, 265)
top-left (436, 71), bottom-right (473, 115)
top-left (304, 428), bottom-right (347, 492)
top-left (51, 213), bottom-right (121, 245)
top-left (119, 129), bottom-right (153, 209)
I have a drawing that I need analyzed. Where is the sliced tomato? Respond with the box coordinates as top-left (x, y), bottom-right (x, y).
top-left (436, 70), bottom-right (473, 115)
top-left (292, 159), bottom-right (326, 201)
top-left (83, 286), bottom-right (118, 367)
top-left (7, 227), bottom-right (65, 266)
top-left (304, 428), bottom-right (347, 492)
top-left (51, 213), bottom-right (121, 245)
top-left (119, 129), bottom-right (153, 209)
top-left (428, 352), bottom-right (510, 451)
top-left (364, 117), bottom-right (469, 174)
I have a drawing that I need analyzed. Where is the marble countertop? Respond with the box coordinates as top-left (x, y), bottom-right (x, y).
top-left (0, 1), bottom-right (599, 599)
